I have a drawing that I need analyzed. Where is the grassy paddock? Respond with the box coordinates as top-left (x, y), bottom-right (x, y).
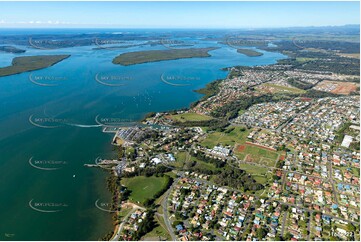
top-left (201, 126), bottom-right (250, 148)
top-left (171, 112), bottom-right (213, 122)
top-left (235, 143), bottom-right (279, 163)
top-left (239, 163), bottom-right (268, 175)
top-left (121, 176), bottom-right (168, 204)
top-left (262, 83), bottom-right (306, 94)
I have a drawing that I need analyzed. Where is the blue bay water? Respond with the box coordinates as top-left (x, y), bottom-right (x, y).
top-left (0, 30), bottom-right (286, 240)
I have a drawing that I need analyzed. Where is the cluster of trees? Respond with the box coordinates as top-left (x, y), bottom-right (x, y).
top-left (263, 39), bottom-right (360, 54)
top-left (185, 155), bottom-right (263, 192)
top-left (191, 79), bottom-right (222, 106)
top-left (212, 93), bottom-right (294, 120)
top-left (303, 89), bottom-right (340, 98)
top-left (106, 175), bottom-right (121, 215)
top-left (213, 168), bottom-right (264, 192)
top-left (300, 57), bottom-right (359, 76)
top-left (131, 209), bottom-right (156, 240)
top-left (287, 78), bottom-right (315, 90)
top-left (99, 231), bottom-right (115, 241)
top-left (141, 112), bottom-right (156, 121)
top-left (143, 175), bottom-right (173, 207)
top-left (121, 165), bottom-right (172, 178)
top-left (191, 151), bottom-right (226, 168)
top-left (174, 118), bottom-right (229, 131)
top-left (185, 159), bottom-right (214, 175)
top-left (261, 40), bottom-right (360, 75)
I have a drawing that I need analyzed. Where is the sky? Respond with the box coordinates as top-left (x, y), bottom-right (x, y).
top-left (0, 1), bottom-right (359, 28)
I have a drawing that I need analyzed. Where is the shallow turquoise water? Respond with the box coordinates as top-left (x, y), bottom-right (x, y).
top-left (0, 31), bottom-right (286, 240)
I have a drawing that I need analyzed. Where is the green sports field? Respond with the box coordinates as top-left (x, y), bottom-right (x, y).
top-left (121, 176), bottom-right (168, 204)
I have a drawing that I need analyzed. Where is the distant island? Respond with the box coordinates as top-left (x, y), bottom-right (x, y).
top-left (112, 47), bottom-right (219, 66)
top-left (0, 55), bottom-right (70, 77)
top-left (0, 46), bottom-right (26, 53)
top-left (237, 48), bottom-right (263, 57)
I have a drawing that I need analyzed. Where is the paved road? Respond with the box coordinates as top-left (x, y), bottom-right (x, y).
top-left (160, 176), bottom-right (181, 241)
top-left (307, 213), bottom-right (313, 241)
top-left (280, 211), bottom-right (288, 236)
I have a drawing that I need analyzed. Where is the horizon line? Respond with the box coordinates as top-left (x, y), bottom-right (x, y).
top-left (0, 24), bottom-right (359, 30)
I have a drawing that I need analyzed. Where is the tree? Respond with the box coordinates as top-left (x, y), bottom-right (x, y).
top-left (347, 223), bottom-right (356, 232)
top-left (284, 232), bottom-right (292, 240)
top-left (256, 228), bottom-right (268, 239)
top-left (274, 235), bottom-right (282, 241)
top-left (281, 204), bottom-right (288, 211)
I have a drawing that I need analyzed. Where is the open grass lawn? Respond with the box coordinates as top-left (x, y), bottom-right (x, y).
top-left (201, 126), bottom-right (250, 148)
top-left (170, 112), bottom-right (213, 122)
top-left (235, 144), bottom-right (279, 163)
top-left (118, 207), bottom-right (132, 220)
top-left (173, 151), bottom-right (187, 168)
top-left (253, 174), bottom-right (269, 184)
top-left (336, 53), bottom-right (360, 59)
top-left (238, 163), bottom-right (273, 190)
top-left (121, 176), bottom-right (168, 204)
top-left (263, 83), bottom-right (306, 94)
top-left (239, 163), bottom-right (268, 176)
top-left (296, 57), bottom-right (318, 63)
top-left (143, 214), bottom-right (171, 240)
top-left (260, 157), bottom-right (276, 167)
top-left (191, 157), bottom-right (219, 171)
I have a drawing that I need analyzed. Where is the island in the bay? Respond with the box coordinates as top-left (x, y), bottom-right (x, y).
top-left (0, 45), bottom-right (26, 53)
top-left (0, 55), bottom-right (70, 77)
top-left (112, 47), bottom-right (219, 66)
top-left (237, 48), bottom-right (263, 57)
